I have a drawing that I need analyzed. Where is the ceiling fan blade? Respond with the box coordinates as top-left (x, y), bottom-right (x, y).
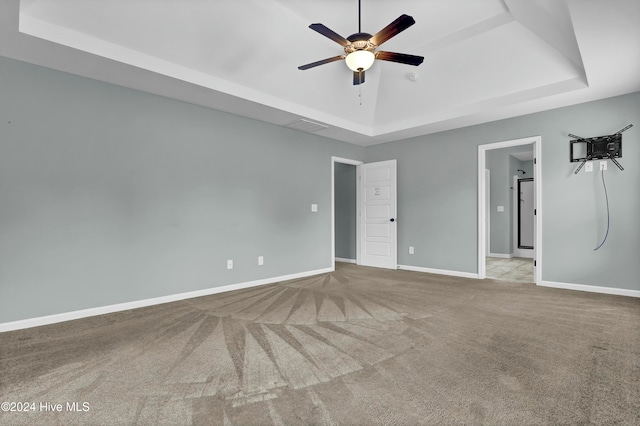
top-left (353, 70), bottom-right (365, 85)
top-left (369, 14), bottom-right (416, 47)
top-left (309, 23), bottom-right (350, 47)
top-left (298, 55), bottom-right (345, 70)
top-left (376, 51), bottom-right (424, 66)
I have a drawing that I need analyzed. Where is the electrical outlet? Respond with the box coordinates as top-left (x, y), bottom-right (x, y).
top-left (600, 161), bottom-right (607, 171)
top-left (585, 162), bottom-right (593, 172)
top-left (227, 259), bottom-right (233, 270)
top-left (409, 246), bottom-right (414, 254)
top-left (258, 256), bottom-right (264, 266)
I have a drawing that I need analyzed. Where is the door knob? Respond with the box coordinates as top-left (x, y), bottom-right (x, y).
top-left (390, 218), bottom-right (395, 222)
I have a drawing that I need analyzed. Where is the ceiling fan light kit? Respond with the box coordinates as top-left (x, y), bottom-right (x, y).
top-left (298, 0), bottom-right (424, 85)
top-left (345, 50), bottom-right (375, 72)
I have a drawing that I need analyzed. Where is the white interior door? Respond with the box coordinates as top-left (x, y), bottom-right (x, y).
top-left (358, 160), bottom-right (397, 269)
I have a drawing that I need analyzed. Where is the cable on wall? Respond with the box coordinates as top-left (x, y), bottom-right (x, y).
top-left (568, 124), bottom-right (633, 251)
top-left (593, 168), bottom-right (610, 251)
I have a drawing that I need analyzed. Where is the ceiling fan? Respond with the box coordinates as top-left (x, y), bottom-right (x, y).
top-left (298, 0), bottom-right (424, 85)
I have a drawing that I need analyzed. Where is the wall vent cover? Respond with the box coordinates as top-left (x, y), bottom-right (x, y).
top-left (286, 119), bottom-right (328, 133)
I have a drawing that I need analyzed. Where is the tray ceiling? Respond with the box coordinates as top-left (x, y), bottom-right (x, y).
top-left (1, 0), bottom-right (639, 146)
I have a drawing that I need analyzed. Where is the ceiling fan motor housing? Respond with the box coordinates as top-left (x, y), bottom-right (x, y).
top-left (345, 33), bottom-right (376, 53)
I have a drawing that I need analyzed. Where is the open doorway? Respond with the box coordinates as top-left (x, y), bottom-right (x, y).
top-left (478, 137), bottom-right (542, 284)
top-left (331, 157), bottom-right (362, 268)
top-left (334, 161), bottom-right (358, 264)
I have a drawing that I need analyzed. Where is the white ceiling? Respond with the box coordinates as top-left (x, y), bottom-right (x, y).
top-left (1, 0), bottom-right (638, 146)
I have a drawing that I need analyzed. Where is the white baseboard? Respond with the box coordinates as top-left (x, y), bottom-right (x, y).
top-left (335, 257), bottom-right (356, 264)
top-left (539, 280), bottom-right (640, 298)
top-left (398, 264), bottom-right (479, 279)
top-left (0, 267), bottom-right (333, 333)
top-left (488, 253), bottom-right (513, 259)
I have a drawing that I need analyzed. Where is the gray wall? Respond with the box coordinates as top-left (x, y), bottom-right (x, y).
top-left (1, 55), bottom-right (638, 324)
top-left (518, 159), bottom-right (534, 177)
top-left (366, 92), bottom-right (640, 291)
top-left (0, 57), bottom-right (364, 323)
top-left (486, 146), bottom-right (533, 255)
top-left (334, 163), bottom-right (357, 260)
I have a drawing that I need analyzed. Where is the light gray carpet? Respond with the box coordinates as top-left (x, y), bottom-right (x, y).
top-left (1, 263), bottom-right (639, 425)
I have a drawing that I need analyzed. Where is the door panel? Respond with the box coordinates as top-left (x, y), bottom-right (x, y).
top-left (359, 160), bottom-right (397, 269)
top-left (366, 186), bottom-right (390, 200)
top-left (365, 205), bottom-right (390, 219)
top-left (366, 224), bottom-right (390, 237)
top-left (366, 242), bottom-right (391, 256)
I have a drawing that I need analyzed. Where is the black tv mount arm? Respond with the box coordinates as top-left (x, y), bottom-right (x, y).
top-left (570, 124), bottom-right (633, 174)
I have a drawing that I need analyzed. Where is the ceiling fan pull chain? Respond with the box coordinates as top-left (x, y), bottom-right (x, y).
top-left (358, 0), bottom-right (361, 33)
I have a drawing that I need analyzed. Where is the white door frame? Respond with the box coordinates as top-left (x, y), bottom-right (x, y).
top-left (478, 137), bottom-right (542, 284)
top-left (331, 156), bottom-right (363, 269)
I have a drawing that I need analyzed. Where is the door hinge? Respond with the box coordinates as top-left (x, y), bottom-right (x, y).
top-left (534, 260), bottom-right (537, 267)
top-left (534, 209), bottom-right (537, 215)
top-left (534, 158), bottom-right (537, 164)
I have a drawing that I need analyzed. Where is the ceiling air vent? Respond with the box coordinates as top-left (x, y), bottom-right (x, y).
top-left (286, 119), bottom-right (328, 133)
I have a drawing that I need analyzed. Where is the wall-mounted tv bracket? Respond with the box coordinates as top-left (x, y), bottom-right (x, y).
top-left (570, 124), bottom-right (633, 174)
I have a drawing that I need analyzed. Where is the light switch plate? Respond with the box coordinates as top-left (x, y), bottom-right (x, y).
top-left (585, 162), bottom-right (593, 172)
top-left (311, 204), bottom-right (318, 212)
top-left (497, 206), bottom-right (504, 212)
